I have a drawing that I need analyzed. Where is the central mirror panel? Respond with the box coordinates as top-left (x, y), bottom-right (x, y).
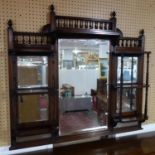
top-left (58, 39), bottom-right (110, 135)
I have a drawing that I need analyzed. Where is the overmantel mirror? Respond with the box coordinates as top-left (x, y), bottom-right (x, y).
top-left (7, 4), bottom-right (150, 149)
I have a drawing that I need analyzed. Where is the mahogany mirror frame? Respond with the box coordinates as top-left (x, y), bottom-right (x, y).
top-left (7, 4), bottom-right (150, 149)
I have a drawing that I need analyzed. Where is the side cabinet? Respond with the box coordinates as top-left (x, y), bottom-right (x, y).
top-left (8, 21), bottom-right (58, 149)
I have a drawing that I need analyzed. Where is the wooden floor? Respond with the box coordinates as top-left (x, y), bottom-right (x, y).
top-left (15, 131), bottom-right (155, 155)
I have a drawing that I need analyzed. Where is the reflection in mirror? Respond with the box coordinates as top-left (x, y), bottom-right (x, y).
top-left (117, 88), bottom-right (137, 113)
top-left (17, 56), bottom-right (48, 88)
top-left (58, 39), bottom-right (109, 135)
top-left (117, 57), bottom-right (138, 83)
top-left (117, 57), bottom-right (138, 113)
top-left (18, 94), bottom-right (49, 123)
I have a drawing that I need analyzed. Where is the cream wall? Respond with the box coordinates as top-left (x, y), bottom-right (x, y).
top-left (0, 0), bottom-right (155, 146)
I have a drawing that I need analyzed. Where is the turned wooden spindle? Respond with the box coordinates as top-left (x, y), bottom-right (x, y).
top-left (95, 21), bottom-right (98, 29)
top-left (104, 22), bottom-right (107, 30)
top-left (99, 22), bottom-right (103, 29)
top-left (80, 20), bottom-right (83, 29)
top-left (85, 20), bottom-right (88, 29)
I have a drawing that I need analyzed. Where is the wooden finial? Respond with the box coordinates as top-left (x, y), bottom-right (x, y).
top-left (110, 11), bottom-right (116, 18)
top-left (139, 29), bottom-right (144, 36)
top-left (50, 4), bottom-right (55, 12)
top-left (8, 19), bottom-right (13, 28)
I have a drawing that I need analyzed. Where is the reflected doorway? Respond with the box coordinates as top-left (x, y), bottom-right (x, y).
top-left (58, 39), bottom-right (110, 135)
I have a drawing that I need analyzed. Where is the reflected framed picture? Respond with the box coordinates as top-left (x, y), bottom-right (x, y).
top-left (99, 58), bottom-right (108, 79)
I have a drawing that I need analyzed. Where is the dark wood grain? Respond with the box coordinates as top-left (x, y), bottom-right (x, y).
top-left (12, 132), bottom-right (155, 155)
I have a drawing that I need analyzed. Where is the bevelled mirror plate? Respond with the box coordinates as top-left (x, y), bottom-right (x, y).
top-left (17, 56), bottom-right (48, 88)
top-left (58, 39), bottom-right (110, 135)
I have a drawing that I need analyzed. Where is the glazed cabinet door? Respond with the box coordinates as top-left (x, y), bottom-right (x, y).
top-left (9, 54), bottom-right (57, 148)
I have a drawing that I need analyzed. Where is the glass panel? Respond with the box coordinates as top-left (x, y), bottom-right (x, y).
top-left (116, 56), bottom-right (138, 114)
top-left (117, 57), bottom-right (138, 83)
top-left (58, 39), bottom-right (109, 135)
top-left (117, 88), bottom-right (137, 113)
top-left (18, 94), bottom-right (49, 123)
top-left (17, 56), bottom-right (48, 88)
